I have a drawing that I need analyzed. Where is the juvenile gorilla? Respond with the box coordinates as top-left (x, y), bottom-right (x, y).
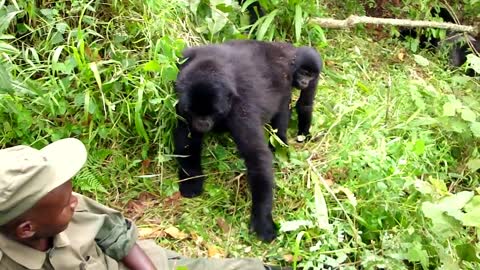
top-left (174, 40), bottom-right (322, 242)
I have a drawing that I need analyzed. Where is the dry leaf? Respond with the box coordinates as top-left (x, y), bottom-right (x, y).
top-left (334, 186), bottom-right (357, 207)
top-left (207, 244), bottom-right (225, 258)
top-left (397, 52), bottom-right (405, 61)
top-left (216, 218), bottom-right (231, 234)
top-left (324, 178), bottom-right (334, 187)
top-left (191, 232), bottom-right (205, 246)
top-left (283, 254), bottom-right (303, 262)
top-left (164, 226), bottom-right (188, 240)
top-left (125, 192), bottom-right (158, 220)
top-left (138, 227), bottom-right (165, 239)
top-left (164, 192), bottom-right (182, 207)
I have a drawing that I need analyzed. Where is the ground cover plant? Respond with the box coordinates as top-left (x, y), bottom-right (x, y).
top-left (1, 0), bottom-right (479, 269)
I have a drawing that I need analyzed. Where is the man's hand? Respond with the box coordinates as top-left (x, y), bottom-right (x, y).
top-left (121, 243), bottom-right (157, 270)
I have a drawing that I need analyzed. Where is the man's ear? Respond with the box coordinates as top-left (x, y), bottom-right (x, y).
top-left (16, 221), bottom-right (36, 239)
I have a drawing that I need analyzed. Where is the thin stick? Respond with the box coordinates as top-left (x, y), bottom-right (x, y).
top-left (310, 15), bottom-right (478, 35)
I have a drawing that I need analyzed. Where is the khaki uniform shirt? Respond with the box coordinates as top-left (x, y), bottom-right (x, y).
top-left (0, 193), bottom-right (138, 270)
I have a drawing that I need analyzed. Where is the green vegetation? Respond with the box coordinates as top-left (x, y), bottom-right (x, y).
top-left (1, 0), bottom-right (480, 269)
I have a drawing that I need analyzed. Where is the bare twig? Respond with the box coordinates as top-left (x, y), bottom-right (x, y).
top-left (310, 15), bottom-right (478, 35)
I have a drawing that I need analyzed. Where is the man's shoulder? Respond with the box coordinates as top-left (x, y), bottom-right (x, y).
top-left (72, 192), bottom-right (122, 216)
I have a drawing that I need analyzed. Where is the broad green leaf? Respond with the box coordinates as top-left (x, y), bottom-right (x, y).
top-left (469, 122), bottom-right (480, 138)
top-left (294, 5), bottom-right (302, 43)
top-left (442, 102), bottom-right (457, 116)
top-left (0, 62), bottom-right (12, 94)
top-left (413, 54), bottom-right (429, 66)
top-left (161, 65), bottom-right (178, 82)
top-left (0, 10), bottom-right (22, 33)
top-left (143, 60), bottom-right (162, 72)
top-left (0, 41), bottom-right (19, 54)
top-left (461, 206), bottom-right (480, 227)
top-left (422, 201), bottom-right (461, 237)
top-left (438, 191), bottom-right (474, 218)
top-left (422, 191), bottom-right (474, 235)
top-left (413, 139), bottom-right (425, 155)
top-left (464, 196), bottom-right (480, 213)
top-left (466, 159), bottom-right (480, 172)
top-left (461, 108), bottom-right (476, 122)
top-left (55, 22), bottom-right (69, 34)
top-left (256, 9), bottom-right (278, 41)
top-left (240, 0), bottom-right (258, 12)
top-left (455, 244), bottom-right (480, 262)
top-left (405, 242), bottom-right (429, 269)
top-left (216, 3), bottom-right (233, 13)
top-left (51, 45), bottom-right (65, 72)
top-left (312, 173), bottom-right (330, 230)
top-left (135, 84), bottom-right (149, 143)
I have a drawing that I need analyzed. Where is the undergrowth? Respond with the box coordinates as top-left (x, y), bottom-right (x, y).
top-left (1, 0), bottom-right (480, 269)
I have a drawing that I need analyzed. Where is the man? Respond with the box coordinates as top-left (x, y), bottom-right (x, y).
top-left (0, 138), bottom-right (290, 270)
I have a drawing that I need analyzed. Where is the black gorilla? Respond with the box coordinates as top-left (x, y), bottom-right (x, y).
top-left (399, 7), bottom-right (479, 76)
top-left (173, 40), bottom-right (322, 242)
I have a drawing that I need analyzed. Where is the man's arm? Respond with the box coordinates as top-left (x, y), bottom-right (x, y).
top-left (121, 243), bottom-right (157, 270)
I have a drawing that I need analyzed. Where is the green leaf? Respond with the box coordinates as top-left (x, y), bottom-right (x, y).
top-left (143, 60), bottom-right (162, 72)
top-left (442, 102), bottom-right (457, 116)
top-left (439, 191), bottom-right (474, 219)
top-left (215, 3), bottom-right (233, 13)
top-left (413, 54), bottom-right (429, 66)
top-left (312, 173), bottom-right (330, 230)
top-left (0, 10), bottom-right (22, 33)
top-left (466, 159), bottom-right (480, 172)
top-left (405, 242), bottom-right (429, 269)
top-left (161, 65), bottom-right (178, 82)
top-left (135, 84), bottom-right (149, 144)
top-left (0, 62), bottom-right (12, 94)
top-left (422, 201), bottom-right (461, 237)
top-left (469, 122), bottom-right (480, 138)
top-left (455, 243), bottom-right (480, 262)
top-left (461, 108), bottom-right (476, 122)
top-left (256, 9), bottom-right (278, 41)
top-left (240, 0), bottom-right (258, 12)
top-left (461, 207), bottom-right (480, 227)
top-left (413, 139), bottom-right (425, 155)
top-left (0, 41), bottom-right (19, 54)
top-left (294, 5), bottom-right (303, 43)
top-left (422, 191), bottom-right (474, 235)
top-left (464, 196), bottom-right (480, 213)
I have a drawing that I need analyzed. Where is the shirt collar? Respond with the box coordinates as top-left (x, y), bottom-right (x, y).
top-left (0, 231), bottom-right (71, 269)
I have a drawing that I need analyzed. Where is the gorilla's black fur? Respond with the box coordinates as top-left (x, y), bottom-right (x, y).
top-left (174, 40), bottom-right (322, 242)
top-left (399, 7), bottom-right (479, 76)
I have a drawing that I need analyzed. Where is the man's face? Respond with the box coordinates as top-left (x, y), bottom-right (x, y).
top-left (30, 181), bottom-right (78, 238)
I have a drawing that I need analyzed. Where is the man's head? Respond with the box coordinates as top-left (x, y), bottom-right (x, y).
top-left (0, 138), bottom-right (87, 241)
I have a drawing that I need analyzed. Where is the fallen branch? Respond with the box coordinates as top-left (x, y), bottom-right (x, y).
top-left (310, 15), bottom-right (478, 35)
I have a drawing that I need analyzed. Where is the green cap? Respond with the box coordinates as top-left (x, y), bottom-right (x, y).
top-left (0, 138), bottom-right (87, 226)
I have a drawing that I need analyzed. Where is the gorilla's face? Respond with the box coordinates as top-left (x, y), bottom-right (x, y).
top-left (178, 82), bottom-right (234, 133)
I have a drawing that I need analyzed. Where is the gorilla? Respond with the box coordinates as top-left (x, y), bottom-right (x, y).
top-left (399, 6), bottom-right (479, 76)
top-left (173, 40), bottom-right (322, 242)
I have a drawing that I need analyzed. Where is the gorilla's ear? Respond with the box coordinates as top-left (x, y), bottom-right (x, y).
top-left (177, 48), bottom-right (197, 70)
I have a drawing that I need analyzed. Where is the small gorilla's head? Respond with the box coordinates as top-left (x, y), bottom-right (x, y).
top-left (177, 79), bottom-right (237, 133)
top-left (175, 54), bottom-right (238, 133)
top-left (292, 47), bottom-right (323, 90)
